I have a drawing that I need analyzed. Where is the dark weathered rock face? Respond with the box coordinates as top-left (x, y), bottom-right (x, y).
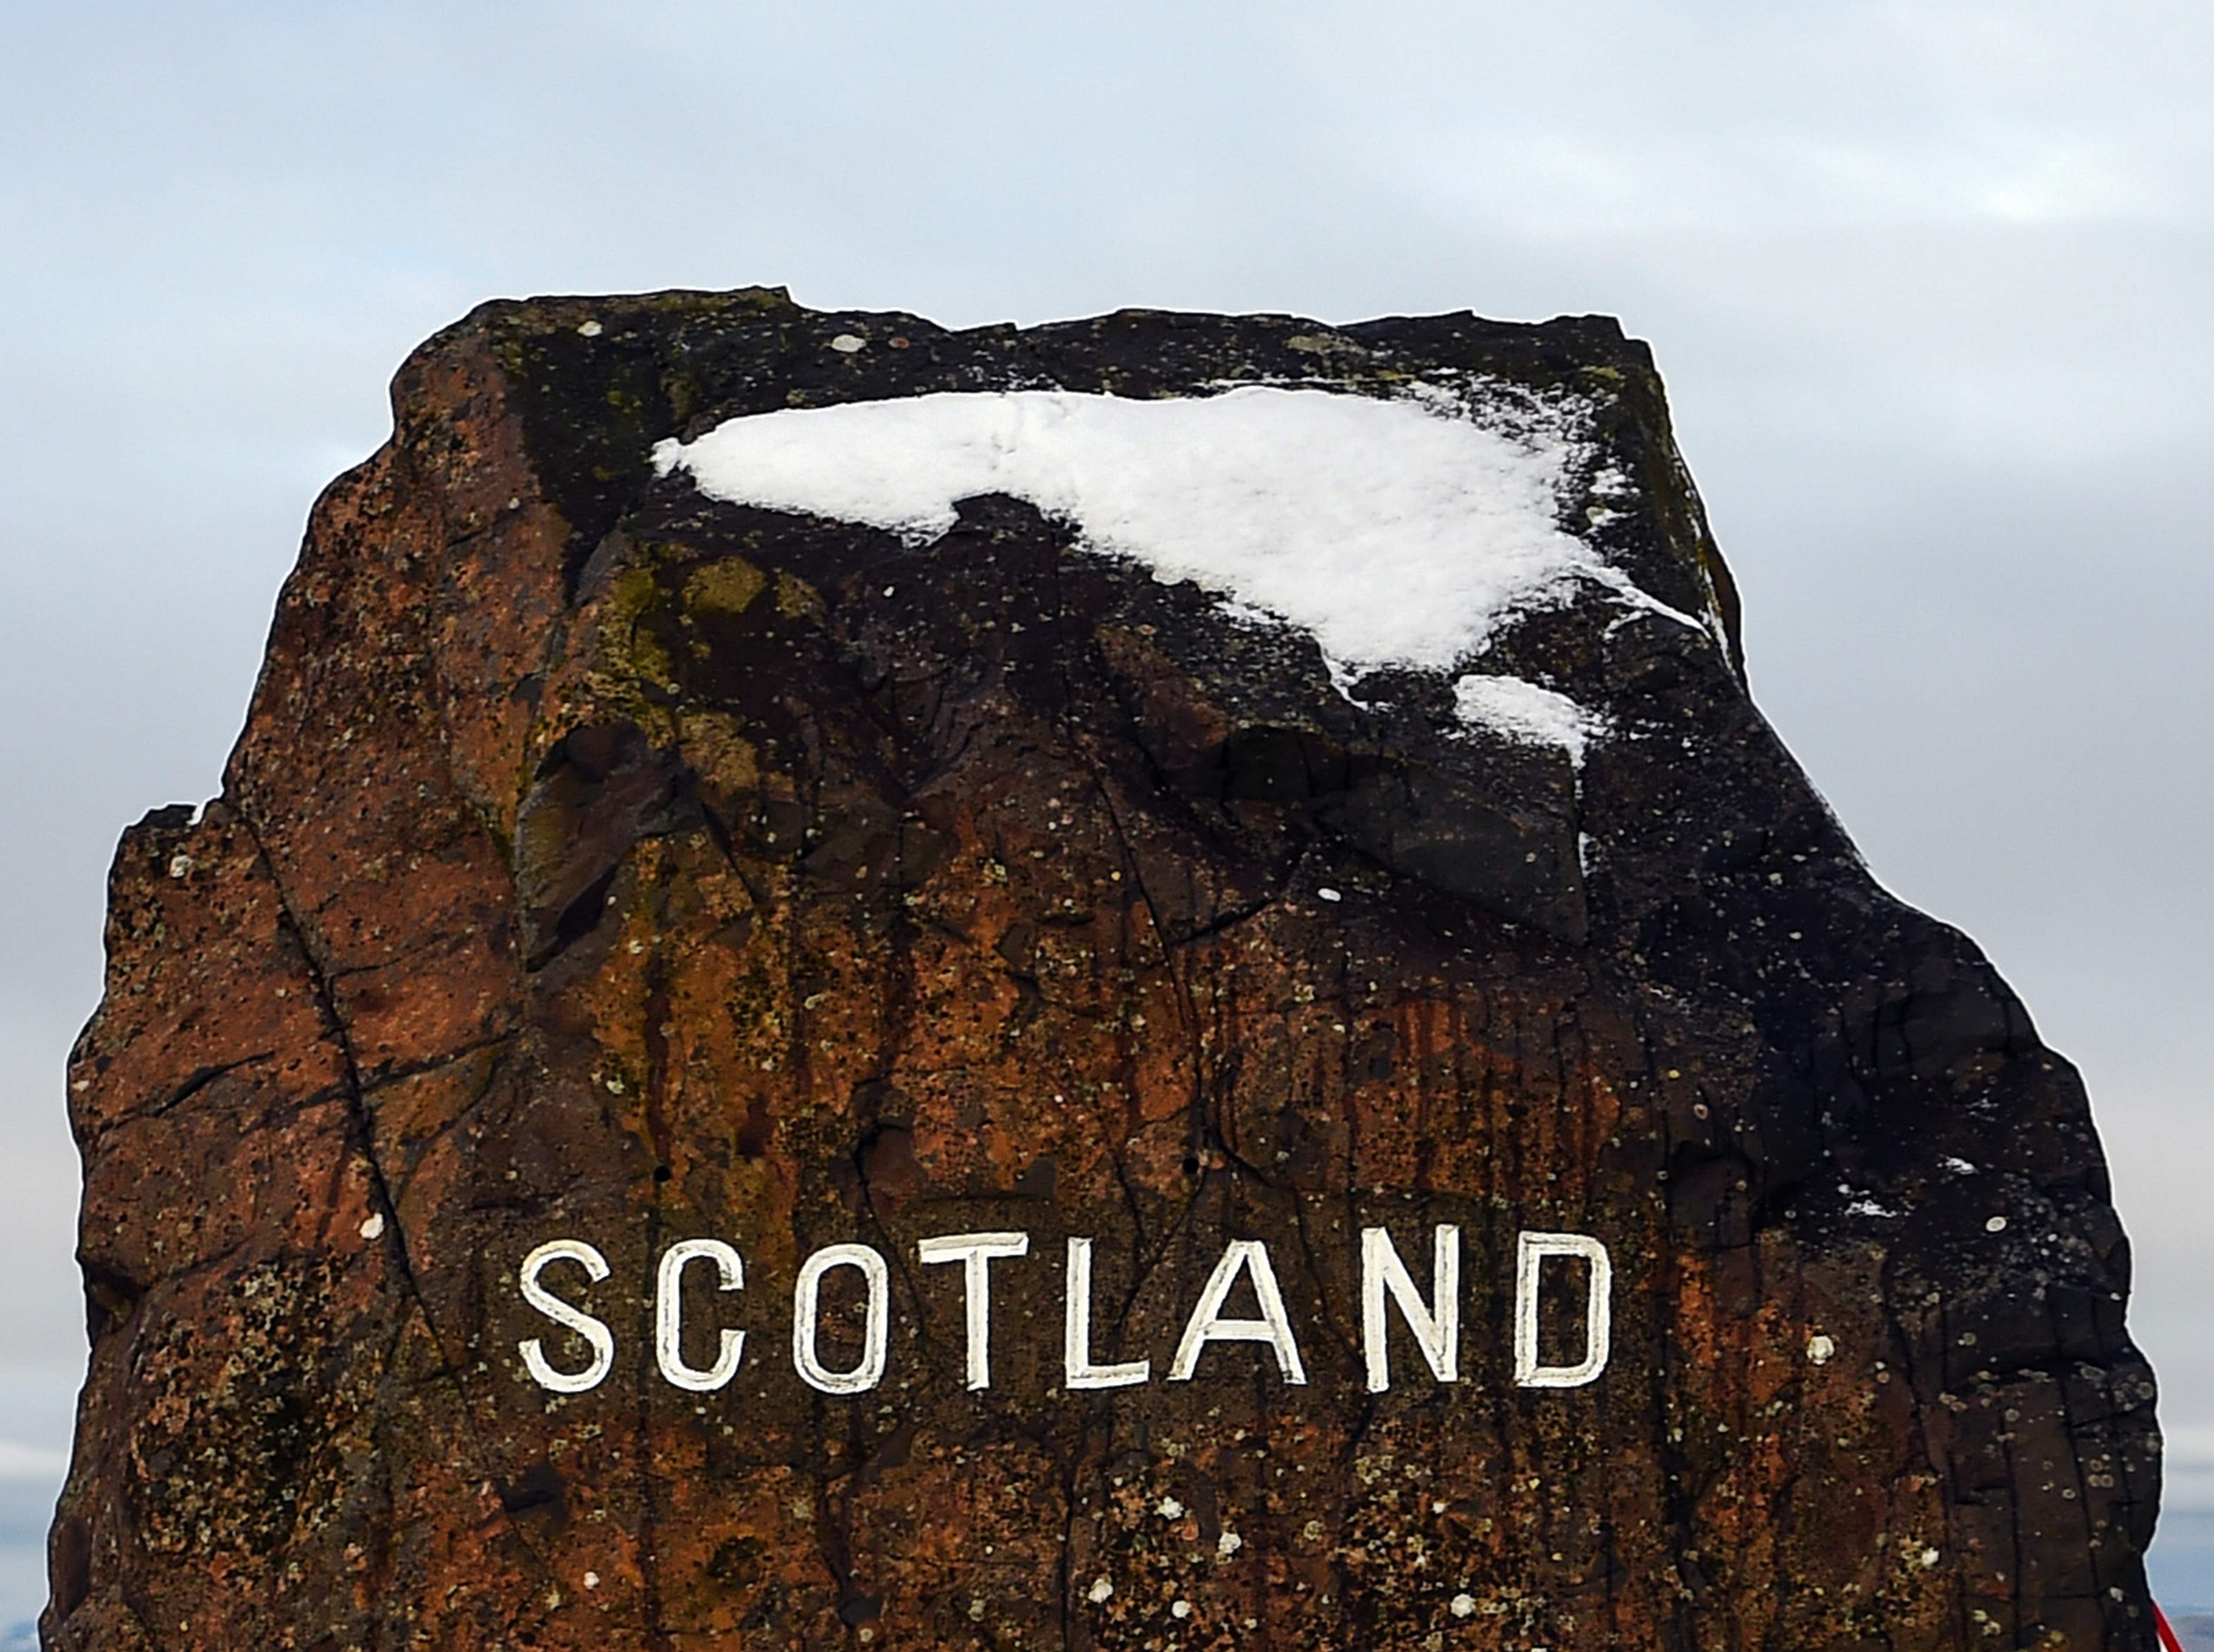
top-left (47, 291), bottom-right (2160, 1651)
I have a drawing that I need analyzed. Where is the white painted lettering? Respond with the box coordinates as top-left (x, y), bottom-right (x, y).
top-left (1063, 1236), bottom-right (1150, 1390)
top-left (519, 1239), bottom-right (616, 1394)
top-left (1169, 1239), bottom-right (1307, 1385)
top-left (1512, 1230), bottom-right (1612, 1388)
top-left (792, 1242), bottom-right (891, 1394)
top-left (514, 1224), bottom-right (1616, 1401)
top-left (917, 1231), bottom-right (1030, 1391)
top-left (1361, 1224), bottom-right (1461, 1392)
top-left (655, 1238), bottom-right (747, 1392)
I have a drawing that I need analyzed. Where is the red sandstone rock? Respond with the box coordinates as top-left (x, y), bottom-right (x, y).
top-left (45, 291), bottom-right (2161, 1650)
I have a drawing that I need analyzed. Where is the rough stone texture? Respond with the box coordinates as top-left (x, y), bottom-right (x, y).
top-left (46, 290), bottom-right (2161, 1651)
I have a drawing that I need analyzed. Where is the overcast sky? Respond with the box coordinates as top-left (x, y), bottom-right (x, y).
top-left (2, 0), bottom-right (2211, 1622)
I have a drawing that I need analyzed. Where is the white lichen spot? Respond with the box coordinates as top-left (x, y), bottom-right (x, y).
top-left (577, 320), bottom-right (602, 338)
top-left (360, 1212), bottom-right (385, 1242)
top-left (1920, 1547), bottom-right (1941, 1568)
top-left (583, 1570), bottom-right (601, 1589)
top-left (968, 1599), bottom-right (986, 1621)
top-left (1451, 1593), bottom-right (1477, 1618)
top-left (1171, 1600), bottom-right (1192, 1619)
top-left (830, 333), bottom-right (867, 353)
top-left (1317, 887), bottom-right (1342, 902)
top-left (167, 853), bottom-right (194, 879)
top-left (1157, 1496), bottom-right (1184, 1519)
top-left (1088, 1576), bottom-right (1114, 1604)
top-left (1986, 1215), bottom-right (2008, 1233)
top-left (1807, 1334), bottom-right (1834, 1365)
top-left (1217, 1530), bottom-right (1243, 1557)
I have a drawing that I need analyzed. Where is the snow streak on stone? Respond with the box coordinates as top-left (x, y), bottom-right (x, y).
top-left (656, 384), bottom-right (1701, 760)
top-left (1451, 674), bottom-right (1607, 767)
top-left (668, 387), bottom-right (1633, 661)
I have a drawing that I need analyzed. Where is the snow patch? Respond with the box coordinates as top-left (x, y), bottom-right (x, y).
top-left (1453, 674), bottom-right (1607, 767)
top-left (656, 386), bottom-right (1697, 687)
top-left (1844, 1197), bottom-right (1901, 1219)
top-left (1840, 1180), bottom-right (1902, 1219)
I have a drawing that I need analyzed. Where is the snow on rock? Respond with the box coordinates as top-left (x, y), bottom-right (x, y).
top-left (655, 387), bottom-right (1688, 716)
top-left (1451, 674), bottom-right (1607, 767)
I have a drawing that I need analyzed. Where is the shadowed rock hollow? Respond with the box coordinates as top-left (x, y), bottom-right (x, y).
top-left (45, 290), bottom-right (2161, 1650)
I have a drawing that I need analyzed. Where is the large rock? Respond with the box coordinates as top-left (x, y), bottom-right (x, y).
top-left (47, 290), bottom-right (2161, 1650)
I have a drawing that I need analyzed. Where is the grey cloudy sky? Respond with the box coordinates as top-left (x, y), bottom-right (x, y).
top-left (3, 0), bottom-right (2210, 1621)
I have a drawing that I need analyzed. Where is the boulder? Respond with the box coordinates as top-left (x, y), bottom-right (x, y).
top-left (45, 290), bottom-right (2161, 1650)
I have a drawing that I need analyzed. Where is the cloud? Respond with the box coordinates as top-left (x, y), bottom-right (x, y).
top-left (0, 1444), bottom-right (66, 1487)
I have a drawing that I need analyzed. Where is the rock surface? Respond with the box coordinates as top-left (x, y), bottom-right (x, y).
top-left (47, 290), bottom-right (2161, 1650)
